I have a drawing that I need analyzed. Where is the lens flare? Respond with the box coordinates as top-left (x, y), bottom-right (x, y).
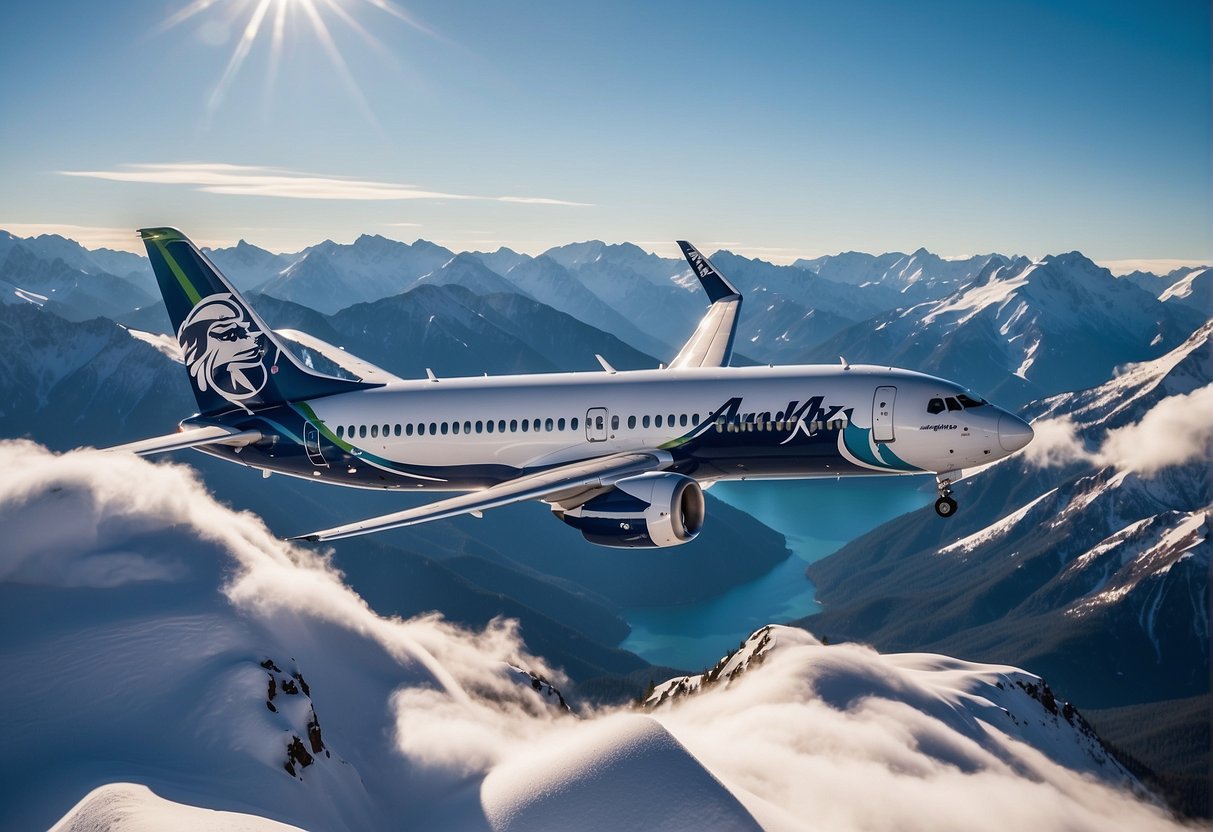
top-left (160, 0), bottom-right (432, 122)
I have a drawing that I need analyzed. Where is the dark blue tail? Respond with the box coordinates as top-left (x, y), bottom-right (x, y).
top-left (140, 227), bottom-right (376, 416)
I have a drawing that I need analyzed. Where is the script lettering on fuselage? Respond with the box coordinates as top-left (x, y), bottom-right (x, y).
top-left (699, 396), bottom-right (854, 444)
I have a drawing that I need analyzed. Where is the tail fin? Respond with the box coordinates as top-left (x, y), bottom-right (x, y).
top-left (139, 227), bottom-right (377, 415)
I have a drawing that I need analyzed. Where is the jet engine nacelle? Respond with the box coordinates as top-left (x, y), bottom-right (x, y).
top-left (559, 472), bottom-right (706, 548)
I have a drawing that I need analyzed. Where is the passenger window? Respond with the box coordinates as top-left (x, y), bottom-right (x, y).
top-left (532, 419), bottom-right (540, 431)
top-left (693, 414), bottom-right (700, 425)
top-left (680, 414), bottom-right (688, 427)
top-left (371, 424), bottom-right (379, 438)
top-left (464, 421), bottom-right (472, 434)
top-left (643, 415), bottom-right (651, 428)
top-left (359, 425), bottom-right (367, 438)
top-left (655, 415), bottom-right (663, 428)
top-left (429, 422), bottom-right (437, 435)
top-left (571, 417), bottom-right (579, 430)
top-left (522, 420), bottom-right (530, 432)
top-left (405, 424), bottom-right (414, 436)
top-left (611, 415), bottom-right (619, 430)
top-left (336, 425), bottom-right (345, 438)
top-left (498, 420), bottom-right (506, 432)
top-left (437, 422), bottom-right (446, 435)
top-left (628, 415), bottom-right (636, 429)
top-left (394, 424), bottom-right (401, 436)
top-left (927, 398), bottom-right (945, 415)
top-left (946, 397), bottom-right (963, 412)
top-left (452, 421), bottom-right (461, 435)
top-left (486, 420), bottom-right (494, 434)
top-left (668, 414), bottom-right (675, 426)
top-left (595, 416), bottom-right (604, 430)
top-left (558, 417), bottom-right (566, 430)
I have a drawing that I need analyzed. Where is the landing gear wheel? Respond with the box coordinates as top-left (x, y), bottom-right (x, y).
top-left (935, 496), bottom-right (958, 518)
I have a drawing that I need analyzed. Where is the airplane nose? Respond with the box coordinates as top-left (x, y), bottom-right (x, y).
top-left (998, 413), bottom-right (1034, 452)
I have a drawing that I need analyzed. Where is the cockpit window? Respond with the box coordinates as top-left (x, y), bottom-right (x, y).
top-left (946, 397), bottom-right (963, 412)
top-left (956, 393), bottom-right (987, 408)
top-left (927, 398), bottom-right (945, 414)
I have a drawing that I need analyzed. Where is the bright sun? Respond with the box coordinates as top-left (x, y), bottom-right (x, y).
top-left (161, 0), bottom-right (431, 118)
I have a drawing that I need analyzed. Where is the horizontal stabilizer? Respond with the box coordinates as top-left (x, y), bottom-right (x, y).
top-left (105, 426), bottom-right (262, 456)
top-left (292, 451), bottom-right (670, 542)
top-left (274, 329), bottom-right (403, 385)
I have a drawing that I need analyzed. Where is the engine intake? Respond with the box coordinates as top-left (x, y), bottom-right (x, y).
top-left (560, 472), bottom-right (705, 548)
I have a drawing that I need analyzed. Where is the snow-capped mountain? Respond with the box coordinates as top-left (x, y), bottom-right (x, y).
top-left (254, 235), bottom-right (457, 312)
top-left (796, 248), bottom-right (1008, 302)
top-left (471, 245), bottom-right (533, 276)
top-left (0, 229), bottom-right (152, 288)
top-left (203, 239), bottom-right (295, 291)
top-left (0, 448), bottom-right (1184, 830)
top-left (0, 303), bottom-right (191, 445)
top-left (0, 239), bottom-right (155, 322)
top-left (415, 251), bottom-right (527, 296)
top-left (804, 253), bottom-right (1204, 408)
top-left (800, 320), bottom-right (1211, 815)
top-left (1157, 266), bottom-right (1210, 314)
top-left (499, 254), bottom-right (672, 358)
top-left (1119, 265), bottom-right (1211, 314)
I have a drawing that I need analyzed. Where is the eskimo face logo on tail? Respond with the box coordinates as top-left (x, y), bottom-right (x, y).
top-left (178, 293), bottom-right (268, 412)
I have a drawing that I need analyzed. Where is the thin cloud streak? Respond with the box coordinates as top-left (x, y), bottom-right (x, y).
top-left (60, 163), bottom-right (592, 207)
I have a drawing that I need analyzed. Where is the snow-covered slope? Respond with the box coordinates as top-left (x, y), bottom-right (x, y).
top-left (1157, 266), bottom-right (1210, 314)
top-left (1, 445), bottom-right (1186, 831)
top-left (805, 253), bottom-right (1203, 407)
top-left (796, 248), bottom-right (1006, 301)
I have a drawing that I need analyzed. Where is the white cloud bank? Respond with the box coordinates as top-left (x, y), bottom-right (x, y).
top-left (1025, 384), bottom-right (1213, 475)
top-left (0, 441), bottom-right (1187, 831)
top-left (60, 162), bottom-right (591, 206)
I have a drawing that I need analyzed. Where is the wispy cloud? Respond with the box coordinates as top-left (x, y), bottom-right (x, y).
top-left (60, 163), bottom-right (591, 207)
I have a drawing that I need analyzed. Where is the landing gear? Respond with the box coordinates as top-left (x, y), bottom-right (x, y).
top-left (935, 470), bottom-right (959, 518)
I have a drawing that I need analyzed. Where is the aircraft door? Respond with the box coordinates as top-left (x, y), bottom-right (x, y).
top-left (304, 421), bottom-right (328, 466)
top-left (586, 407), bottom-right (609, 442)
top-left (873, 386), bottom-right (896, 442)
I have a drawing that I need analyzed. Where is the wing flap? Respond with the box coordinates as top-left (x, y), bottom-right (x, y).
top-left (292, 450), bottom-right (671, 542)
top-left (274, 329), bottom-right (403, 385)
top-left (106, 426), bottom-right (262, 456)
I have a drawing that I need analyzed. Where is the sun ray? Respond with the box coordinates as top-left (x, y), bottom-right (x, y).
top-left (263, 0), bottom-right (289, 109)
top-left (160, 0), bottom-right (442, 127)
top-left (156, 0), bottom-right (224, 33)
top-left (208, 0), bottom-right (275, 113)
top-left (296, 0), bottom-right (382, 128)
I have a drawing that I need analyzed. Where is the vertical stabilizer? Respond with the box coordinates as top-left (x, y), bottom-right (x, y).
top-left (139, 227), bottom-right (376, 415)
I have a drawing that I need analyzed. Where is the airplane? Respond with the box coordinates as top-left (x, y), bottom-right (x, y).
top-left (110, 227), bottom-right (1034, 548)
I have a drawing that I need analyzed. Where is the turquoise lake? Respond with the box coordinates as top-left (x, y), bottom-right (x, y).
top-left (619, 476), bottom-right (935, 670)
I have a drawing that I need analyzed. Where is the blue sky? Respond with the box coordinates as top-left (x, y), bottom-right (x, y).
top-left (0, 0), bottom-right (1208, 266)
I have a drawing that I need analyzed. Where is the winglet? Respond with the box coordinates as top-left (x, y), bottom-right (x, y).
top-left (677, 241), bottom-right (740, 302)
top-left (669, 241), bottom-right (743, 369)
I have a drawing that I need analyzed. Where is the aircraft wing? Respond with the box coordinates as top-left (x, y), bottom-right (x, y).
top-left (291, 450), bottom-right (671, 542)
top-left (106, 425), bottom-right (262, 456)
top-left (274, 329), bottom-right (404, 385)
top-left (668, 241), bottom-right (742, 369)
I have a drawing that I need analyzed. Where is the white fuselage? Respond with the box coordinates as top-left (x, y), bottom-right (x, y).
top-left (211, 362), bottom-right (1025, 491)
